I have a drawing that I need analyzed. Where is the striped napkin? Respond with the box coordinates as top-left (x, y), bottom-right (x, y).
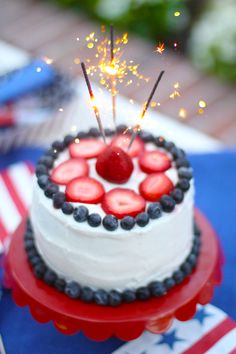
top-left (112, 304), bottom-right (236, 354)
top-left (0, 162), bottom-right (33, 252)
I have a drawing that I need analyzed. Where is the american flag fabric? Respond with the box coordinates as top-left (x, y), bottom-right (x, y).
top-left (0, 162), bottom-right (33, 252)
top-left (112, 304), bottom-right (236, 354)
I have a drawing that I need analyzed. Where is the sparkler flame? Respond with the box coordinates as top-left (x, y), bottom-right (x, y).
top-left (155, 42), bottom-right (165, 55)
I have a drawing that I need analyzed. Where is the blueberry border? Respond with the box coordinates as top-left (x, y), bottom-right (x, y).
top-left (35, 125), bottom-right (193, 231)
top-left (25, 219), bottom-right (201, 307)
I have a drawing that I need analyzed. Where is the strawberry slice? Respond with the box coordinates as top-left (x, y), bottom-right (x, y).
top-left (139, 151), bottom-right (171, 173)
top-left (96, 146), bottom-right (133, 184)
top-left (102, 188), bottom-right (146, 219)
top-left (69, 138), bottom-right (106, 159)
top-left (110, 134), bottom-right (144, 158)
top-left (50, 158), bottom-right (89, 185)
top-left (139, 173), bottom-right (174, 201)
top-left (65, 177), bottom-right (105, 203)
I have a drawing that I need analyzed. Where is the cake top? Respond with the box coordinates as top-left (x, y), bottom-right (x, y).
top-left (35, 124), bottom-right (193, 232)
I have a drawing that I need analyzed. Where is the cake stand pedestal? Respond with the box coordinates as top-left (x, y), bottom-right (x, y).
top-left (4, 209), bottom-right (223, 341)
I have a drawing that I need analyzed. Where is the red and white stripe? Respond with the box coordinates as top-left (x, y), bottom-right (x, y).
top-left (112, 304), bottom-right (236, 354)
top-left (0, 162), bottom-right (34, 252)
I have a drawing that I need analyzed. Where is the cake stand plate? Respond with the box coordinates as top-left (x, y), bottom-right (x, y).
top-left (4, 209), bottom-right (223, 341)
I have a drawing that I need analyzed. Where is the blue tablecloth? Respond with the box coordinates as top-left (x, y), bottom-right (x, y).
top-left (0, 147), bottom-right (235, 354)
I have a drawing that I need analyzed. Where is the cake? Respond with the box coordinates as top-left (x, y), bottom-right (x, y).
top-left (25, 125), bottom-right (201, 306)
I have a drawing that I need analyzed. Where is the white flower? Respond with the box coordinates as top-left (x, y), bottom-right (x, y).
top-left (189, 0), bottom-right (236, 70)
top-left (96, 0), bottom-right (132, 20)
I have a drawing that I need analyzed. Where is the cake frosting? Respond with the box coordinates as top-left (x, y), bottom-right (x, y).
top-left (29, 129), bottom-right (195, 292)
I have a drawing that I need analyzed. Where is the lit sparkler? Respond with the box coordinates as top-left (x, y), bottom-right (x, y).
top-left (81, 62), bottom-right (106, 143)
top-left (84, 31), bottom-right (148, 99)
top-left (128, 70), bottom-right (165, 149)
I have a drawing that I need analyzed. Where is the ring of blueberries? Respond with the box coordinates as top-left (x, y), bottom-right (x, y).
top-left (36, 125), bottom-right (193, 231)
top-left (25, 219), bottom-right (201, 307)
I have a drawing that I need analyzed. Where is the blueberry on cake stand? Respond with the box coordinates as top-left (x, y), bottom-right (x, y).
top-left (4, 209), bottom-right (223, 341)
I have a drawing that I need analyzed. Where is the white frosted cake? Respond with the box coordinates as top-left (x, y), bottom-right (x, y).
top-left (25, 125), bottom-right (200, 306)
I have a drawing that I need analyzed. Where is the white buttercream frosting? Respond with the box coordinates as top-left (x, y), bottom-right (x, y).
top-left (30, 141), bottom-right (195, 291)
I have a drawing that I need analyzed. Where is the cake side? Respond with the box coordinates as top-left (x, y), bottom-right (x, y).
top-left (30, 179), bottom-right (194, 290)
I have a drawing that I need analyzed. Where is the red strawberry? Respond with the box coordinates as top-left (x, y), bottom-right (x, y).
top-left (139, 150), bottom-right (171, 173)
top-left (102, 188), bottom-right (146, 219)
top-left (50, 158), bottom-right (89, 185)
top-left (96, 146), bottom-right (133, 184)
top-left (69, 138), bottom-right (106, 159)
top-left (65, 177), bottom-right (105, 203)
top-left (139, 173), bottom-right (174, 201)
top-left (110, 134), bottom-right (144, 158)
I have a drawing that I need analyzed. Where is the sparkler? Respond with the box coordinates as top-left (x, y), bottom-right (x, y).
top-left (81, 62), bottom-right (106, 143)
top-left (110, 24), bottom-right (117, 125)
top-left (128, 70), bottom-right (165, 149)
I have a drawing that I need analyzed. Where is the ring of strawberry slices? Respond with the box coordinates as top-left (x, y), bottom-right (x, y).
top-left (35, 125), bottom-right (193, 231)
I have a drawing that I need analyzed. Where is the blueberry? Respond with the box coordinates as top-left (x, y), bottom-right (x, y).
top-left (34, 263), bottom-right (47, 279)
top-left (30, 256), bottom-right (41, 267)
top-left (25, 239), bottom-right (34, 252)
top-left (147, 203), bottom-right (162, 219)
top-left (109, 290), bottom-right (122, 307)
top-left (136, 287), bottom-right (151, 301)
top-left (173, 270), bottom-right (185, 284)
top-left (53, 192), bottom-right (65, 209)
top-left (27, 248), bottom-right (38, 261)
top-left (103, 215), bottom-right (118, 231)
top-left (36, 164), bottom-right (48, 177)
top-left (192, 244), bottom-right (200, 256)
top-left (187, 254), bottom-right (197, 267)
top-left (65, 281), bottom-right (81, 299)
top-left (149, 281), bottom-right (166, 297)
top-left (154, 136), bottom-right (165, 147)
top-left (181, 262), bottom-right (192, 276)
top-left (55, 278), bottom-right (66, 292)
top-left (178, 167), bottom-right (193, 180)
top-left (94, 289), bottom-right (109, 306)
top-left (194, 223), bottom-right (201, 236)
top-left (120, 216), bottom-right (135, 230)
top-left (61, 202), bottom-right (74, 215)
top-left (52, 140), bottom-right (64, 151)
top-left (194, 237), bottom-right (201, 247)
top-left (116, 124), bottom-right (127, 134)
top-left (63, 134), bottom-right (75, 146)
top-left (77, 131), bottom-right (88, 139)
top-left (87, 213), bottom-right (102, 227)
top-left (89, 127), bottom-right (100, 137)
top-left (25, 233), bottom-right (33, 242)
top-left (164, 141), bottom-right (175, 151)
top-left (73, 206), bottom-right (88, 222)
top-left (164, 278), bottom-right (176, 290)
top-left (139, 131), bottom-right (154, 143)
top-left (44, 183), bottom-right (59, 198)
top-left (44, 269), bottom-right (57, 286)
top-left (81, 286), bottom-right (94, 303)
top-left (37, 175), bottom-right (49, 189)
top-left (39, 156), bottom-right (54, 169)
top-left (136, 212), bottom-right (149, 227)
top-left (45, 148), bottom-right (58, 159)
top-left (170, 147), bottom-right (185, 160)
top-left (160, 195), bottom-right (175, 212)
top-left (170, 188), bottom-right (184, 204)
top-left (104, 128), bottom-right (114, 137)
top-left (177, 179), bottom-right (190, 192)
top-left (122, 289), bottom-right (136, 303)
top-left (175, 158), bottom-right (190, 168)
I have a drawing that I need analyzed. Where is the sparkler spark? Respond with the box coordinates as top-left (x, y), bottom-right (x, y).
top-left (169, 82), bottom-right (181, 99)
top-left (155, 42), bottom-right (165, 55)
top-left (174, 11), bottom-right (181, 16)
top-left (199, 100), bottom-right (207, 108)
top-left (179, 108), bottom-right (187, 119)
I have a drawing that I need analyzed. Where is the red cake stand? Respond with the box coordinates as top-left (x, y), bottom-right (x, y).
top-left (4, 209), bottom-right (223, 341)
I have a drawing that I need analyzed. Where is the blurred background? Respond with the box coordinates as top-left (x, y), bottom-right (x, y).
top-left (0, 0), bottom-right (235, 149)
